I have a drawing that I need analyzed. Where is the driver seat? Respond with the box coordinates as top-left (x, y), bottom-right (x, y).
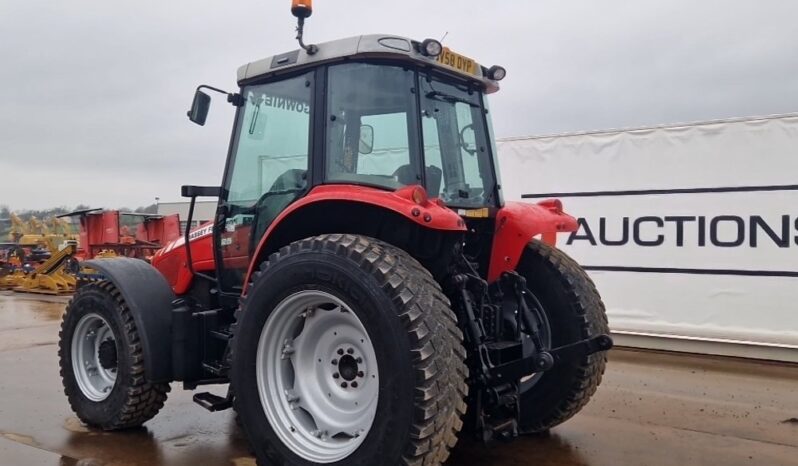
top-left (251, 169), bottom-right (307, 249)
top-left (393, 165), bottom-right (443, 197)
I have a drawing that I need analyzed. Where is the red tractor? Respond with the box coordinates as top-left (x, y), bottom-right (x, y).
top-left (58, 3), bottom-right (612, 465)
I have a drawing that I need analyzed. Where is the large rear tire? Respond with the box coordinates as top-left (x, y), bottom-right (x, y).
top-left (516, 239), bottom-right (609, 433)
top-left (58, 281), bottom-right (170, 430)
top-left (231, 234), bottom-right (467, 466)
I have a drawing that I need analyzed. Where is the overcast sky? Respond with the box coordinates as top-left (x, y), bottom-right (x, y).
top-left (1, 0), bottom-right (797, 210)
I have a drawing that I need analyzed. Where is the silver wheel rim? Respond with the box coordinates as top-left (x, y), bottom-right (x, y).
top-left (256, 290), bottom-right (379, 463)
top-left (71, 313), bottom-right (117, 402)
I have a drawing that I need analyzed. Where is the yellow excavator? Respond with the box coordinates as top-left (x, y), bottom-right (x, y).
top-left (15, 216), bottom-right (75, 252)
top-left (8, 213), bottom-right (27, 242)
top-left (0, 242), bottom-right (78, 295)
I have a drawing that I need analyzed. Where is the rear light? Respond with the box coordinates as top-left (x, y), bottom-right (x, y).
top-left (395, 185), bottom-right (430, 205)
top-left (411, 186), bottom-right (428, 205)
top-left (538, 198), bottom-right (563, 213)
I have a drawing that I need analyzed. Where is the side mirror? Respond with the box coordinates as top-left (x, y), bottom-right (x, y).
top-left (187, 90), bottom-right (212, 126)
top-left (359, 124), bottom-right (374, 154)
top-left (459, 124), bottom-right (477, 155)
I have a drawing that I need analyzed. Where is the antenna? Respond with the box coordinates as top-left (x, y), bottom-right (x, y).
top-left (440, 31), bottom-right (449, 43)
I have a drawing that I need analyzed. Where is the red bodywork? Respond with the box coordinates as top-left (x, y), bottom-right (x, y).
top-left (241, 184), bottom-right (466, 291)
top-left (151, 223), bottom-right (215, 294)
top-left (487, 199), bottom-right (578, 282)
top-left (152, 185), bottom-right (465, 295)
top-left (151, 185), bottom-right (576, 295)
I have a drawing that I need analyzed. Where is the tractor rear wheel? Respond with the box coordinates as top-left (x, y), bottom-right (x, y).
top-left (516, 239), bottom-right (609, 433)
top-left (58, 281), bottom-right (170, 430)
top-left (231, 234), bottom-right (467, 465)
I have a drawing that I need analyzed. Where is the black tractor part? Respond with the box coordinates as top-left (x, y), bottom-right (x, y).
top-left (514, 239), bottom-right (610, 433)
top-left (449, 238), bottom-right (612, 441)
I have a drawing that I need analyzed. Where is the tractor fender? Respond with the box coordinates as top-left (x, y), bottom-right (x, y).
top-left (487, 200), bottom-right (578, 283)
top-left (243, 184), bottom-right (466, 291)
top-left (84, 257), bottom-right (174, 382)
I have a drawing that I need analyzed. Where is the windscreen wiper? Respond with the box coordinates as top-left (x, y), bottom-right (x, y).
top-left (425, 91), bottom-right (479, 108)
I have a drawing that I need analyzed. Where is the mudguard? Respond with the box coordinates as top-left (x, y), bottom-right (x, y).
top-left (84, 258), bottom-right (174, 382)
top-left (243, 184), bottom-right (466, 290)
top-left (487, 200), bottom-right (578, 283)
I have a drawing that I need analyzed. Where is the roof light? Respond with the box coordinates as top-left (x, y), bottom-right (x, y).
top-left (487, 65), bottom-right (507, 81)
top-left (420, 39), bottom-right (443, 57)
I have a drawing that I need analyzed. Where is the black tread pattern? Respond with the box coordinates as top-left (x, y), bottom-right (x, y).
top-left (522, 239), bottom-right (609, 432)
top-left (232, 234), bottom-right (468, 466)
top-left (58, 281), bottom-right (170, 430)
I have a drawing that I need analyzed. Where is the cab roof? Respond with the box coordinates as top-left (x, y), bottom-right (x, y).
top-left (237, 34), bottom-right (500, 93)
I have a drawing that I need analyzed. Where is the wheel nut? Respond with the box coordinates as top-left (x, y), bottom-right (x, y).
top-left (356, 357), bottom-right (363, 364)
top-left (351, 381), bottom-right (358, 388)
top-left (337, 349), bottom-right (344, 355)
top-left (333, 373), bottom-right (340, 379)
top-left (332, 359), bottom-right (338, 365)
top-left (347, 348), bottom-right (354, 354)
top-left (357, 371), bottom-right (364, 378)
top-left (341, 382), bottom-right (348, 388)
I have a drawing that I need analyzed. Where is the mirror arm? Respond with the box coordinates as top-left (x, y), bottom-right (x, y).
top-left (197, 85), bottom-right (244, 107)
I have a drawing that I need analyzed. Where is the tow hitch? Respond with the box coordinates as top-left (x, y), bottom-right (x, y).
top-left (489, 334), bottom-right (614, 382)
top-left (451, 266), bottom-right (614, 443)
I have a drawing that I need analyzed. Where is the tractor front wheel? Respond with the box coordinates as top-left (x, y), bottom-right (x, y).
top-left (231, 234), bottom-right (467, 465)
top-left (58, 281), bottom-right (170, 430)
top-left (516, 239), bottom-right (609, 433)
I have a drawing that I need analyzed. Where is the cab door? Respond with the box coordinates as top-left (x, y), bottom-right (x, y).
top-left (216, 72), bottom-right (314, 293)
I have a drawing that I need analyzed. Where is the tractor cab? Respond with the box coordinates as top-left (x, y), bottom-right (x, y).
top-left (185, 17), bottom-right (509, 294)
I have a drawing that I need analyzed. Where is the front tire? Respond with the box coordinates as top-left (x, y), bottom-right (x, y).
top-left (58, 281), bottom-right (170, 430)
top-left (231, 234), bottom-right (467, 465)
top-left (516, 240), bottom-right (609, 433)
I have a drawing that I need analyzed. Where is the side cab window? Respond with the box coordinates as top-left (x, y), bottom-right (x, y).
top-left (218, 73), bottom-right (313, 290)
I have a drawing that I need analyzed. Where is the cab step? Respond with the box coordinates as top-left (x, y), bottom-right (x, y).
top-left (193, 392), bottom-right (232, 412)
top-left (202, 360), bottom-right (229, 377)
top-left (209, 329), bottom-right (233, 341)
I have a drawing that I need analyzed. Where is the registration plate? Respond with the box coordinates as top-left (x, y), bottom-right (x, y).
top-left (436, 47), bottom-right (477, 75)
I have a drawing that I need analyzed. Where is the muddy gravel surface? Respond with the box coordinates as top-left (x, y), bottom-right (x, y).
top-left (0, 291), bottom-right (796, 466)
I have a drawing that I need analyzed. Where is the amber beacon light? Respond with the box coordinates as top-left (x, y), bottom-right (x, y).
top-left (291, 0), bottom-right (317, 54)
top-left (291, 0), bottom-right (313, 18)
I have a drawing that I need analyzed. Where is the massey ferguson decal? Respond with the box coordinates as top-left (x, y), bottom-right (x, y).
top-left (189, 224), bottom-right (214, 241)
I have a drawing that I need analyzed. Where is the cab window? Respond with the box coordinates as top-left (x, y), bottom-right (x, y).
top-left (219, 72), bottom-right (313, 291)
top-left (420, 75), bottom-right (494, 207)
top-left (325, 63), bottom-right (420, 190)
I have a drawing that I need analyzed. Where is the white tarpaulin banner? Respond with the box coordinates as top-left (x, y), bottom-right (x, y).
top-left (498, 114), bottom-right (798, 357)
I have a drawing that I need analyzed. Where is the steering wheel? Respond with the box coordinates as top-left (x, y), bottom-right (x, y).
top-left (459, 124), bottom-right (477, 155)
top-left (249, 187), bottom-right (305, 213)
